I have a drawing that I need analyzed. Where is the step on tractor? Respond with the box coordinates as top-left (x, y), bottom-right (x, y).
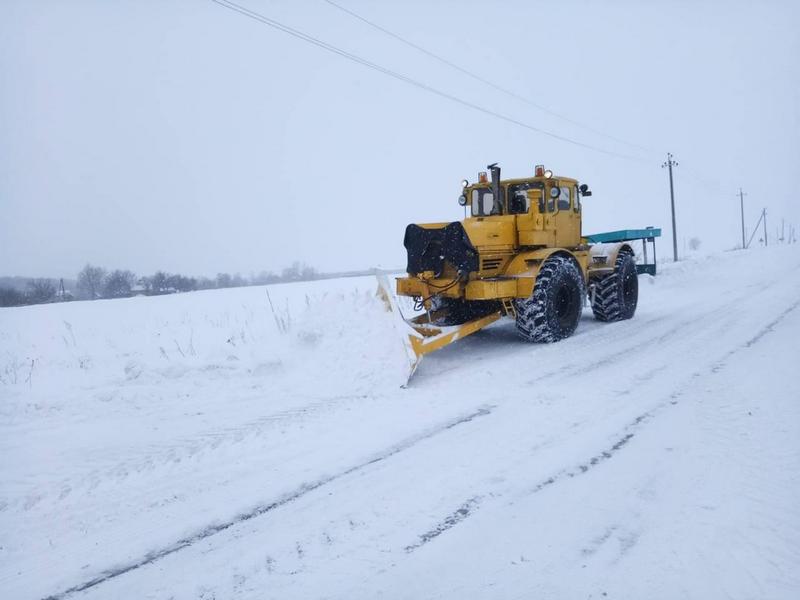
top-left (377, 163), bottom-right (661, 384)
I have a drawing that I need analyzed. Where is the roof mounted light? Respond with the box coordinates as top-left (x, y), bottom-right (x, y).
top-left (544, 169), bottom-right (553, 179)
top-left (461, 179), bottom-right (469, 188)
top-left (535, 164), bottom-right (545, 177)
top-left (478, 171), bottom-right (488, 183)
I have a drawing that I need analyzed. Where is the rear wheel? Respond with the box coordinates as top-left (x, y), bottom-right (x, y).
top-left (514, 255), bottom-right (584, 342)
top-left (590, 251), bottom-right (638, 321)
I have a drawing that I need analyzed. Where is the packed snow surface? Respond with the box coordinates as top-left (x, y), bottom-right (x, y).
top-left (1, 247), bottom-right (799, 600)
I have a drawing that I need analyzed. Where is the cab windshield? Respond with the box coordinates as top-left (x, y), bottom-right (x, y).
top-left (470, 181), bottom-right (545, 216)
top-left (507, 182), bottom-right (544, 214)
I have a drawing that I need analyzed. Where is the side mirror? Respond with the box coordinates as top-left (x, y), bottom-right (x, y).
top-left (458, 194), bottom-right (468, 206)
top-left (579, 183), bottom-right (592, 197)
top-left (549, 187), bottom-right (560, 199)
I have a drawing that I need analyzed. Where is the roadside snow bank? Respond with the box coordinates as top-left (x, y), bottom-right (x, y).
top-left (0, 276), bottom-right (410, 400)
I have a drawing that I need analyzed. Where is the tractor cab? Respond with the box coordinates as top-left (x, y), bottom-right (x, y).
top-left (457, 163), bottom-right (589, 251)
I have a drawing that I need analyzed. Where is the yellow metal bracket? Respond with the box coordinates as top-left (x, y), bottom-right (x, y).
top-left (501, 298), bottom-right (517, 319)
top-left (407, 311), bottom-right (502, 359)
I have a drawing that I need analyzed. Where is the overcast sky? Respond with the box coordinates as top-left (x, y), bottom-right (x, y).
top-left (2, 0), bottom-right (798, 279)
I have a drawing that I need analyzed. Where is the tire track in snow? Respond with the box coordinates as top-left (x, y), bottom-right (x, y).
top-left (404, 419), bottom-right (645, 554)
top-left (404, 297), bottom-right (800, 553)
top-left (525, 277), bottom-right (787, 387)
top-left (23, 393), bottom-right (373, 514)
top-left (744, 299), bottom-right (800, 347)
top-left (419, 275), bottom-right (786, 391)
top-left (405, 496), bottom-right (484, 552)
top-left (42, 406), bottom-right (494, 600)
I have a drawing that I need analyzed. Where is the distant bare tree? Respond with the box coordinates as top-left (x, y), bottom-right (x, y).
top-left (103, 270), bottom-right (136, 298)
top-left (216, 273), bottom-right (232, 288)
top-left (196, 277), bottom-right (215, 290)
top-left (301, 264), bottom-right (317, 280)
top-left (0, 287), bottom-right (26, 307)
top-left (279, 262), bottom-right (317, 282)
top-left (282, 262), bottom-right (301, 281)
top-left (689, 237), bottom-right (702, 251)
top-left (150, 271), bottom-right (170, 294)
top-left (167, 274), bottom-right (196, 292)
top-left (77, 264), bottom-right (106, 300)
top-left (138, 276), bottom-right (153, 294)
top-left (181, 276), bottom-right (197, 292)
top-left (253, 270), bottom-right (278, 285)
top-left (26, 278), bottom-right (57, 304)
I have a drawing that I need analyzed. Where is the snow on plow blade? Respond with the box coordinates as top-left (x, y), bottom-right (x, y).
top-left (376, 274), bottom-right (501, 386)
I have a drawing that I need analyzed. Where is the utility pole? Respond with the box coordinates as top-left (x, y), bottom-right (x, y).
top-left (763, 208), bottom-right (768, 246)
top-left (662, 153), bottom-right (679, 261)
top-left (738, 188), bottom-right (747, 249)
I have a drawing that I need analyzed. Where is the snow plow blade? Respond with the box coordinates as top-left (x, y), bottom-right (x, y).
top-left (376, 274), bottom-right (502, 386)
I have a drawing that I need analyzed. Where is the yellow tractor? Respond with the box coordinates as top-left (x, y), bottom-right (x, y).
top-left (378, 163), bottom-right (660, 382)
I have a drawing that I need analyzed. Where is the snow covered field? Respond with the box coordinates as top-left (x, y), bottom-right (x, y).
top-left (1, 246), bottom-right (799, 600)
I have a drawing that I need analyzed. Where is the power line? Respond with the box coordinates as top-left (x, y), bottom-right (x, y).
top-left (679, 162), bottom-right (726, 194)
top-left (209, 0), bottom-right (644, 162)
top-left (323, 0), bottom-right (652, 156)
top-left (675, 161), bottom-right (762, 249)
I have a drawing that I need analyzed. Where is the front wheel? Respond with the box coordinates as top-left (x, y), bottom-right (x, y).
top-left (514, 255), bottom-right (584, 343)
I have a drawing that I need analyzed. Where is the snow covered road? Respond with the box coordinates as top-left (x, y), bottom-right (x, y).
top-left (2, 247), bottom-right (799, 599)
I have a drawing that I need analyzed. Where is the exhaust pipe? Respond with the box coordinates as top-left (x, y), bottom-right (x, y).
top-left (488, 162), bottom-right (501, 213)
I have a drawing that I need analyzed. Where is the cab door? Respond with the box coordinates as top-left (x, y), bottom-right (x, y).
top-left (552, 183), bottom-right (581, 248)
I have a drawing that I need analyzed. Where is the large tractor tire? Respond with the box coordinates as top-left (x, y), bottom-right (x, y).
top-left (590, 251), bottom-right (638, 322)
top-left (514, 255), bottom-right (584, 343)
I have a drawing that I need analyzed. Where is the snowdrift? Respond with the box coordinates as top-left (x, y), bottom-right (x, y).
top-left (0, 275), bottom-right (411, 398)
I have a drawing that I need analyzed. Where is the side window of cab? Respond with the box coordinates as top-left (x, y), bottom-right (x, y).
top-left (558, 186), bottom-right (571, 211)
top-left (471, 189), bottom-right (489, 216)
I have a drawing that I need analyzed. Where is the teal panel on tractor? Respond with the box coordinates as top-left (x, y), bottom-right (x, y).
top-left (585, 228), bottom-right (662, 243)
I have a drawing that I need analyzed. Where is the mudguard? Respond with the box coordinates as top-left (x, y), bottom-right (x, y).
top-left (588, 243), bottom-right (635, 276)
top-left (503, 248), bottom-right (586, 298)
